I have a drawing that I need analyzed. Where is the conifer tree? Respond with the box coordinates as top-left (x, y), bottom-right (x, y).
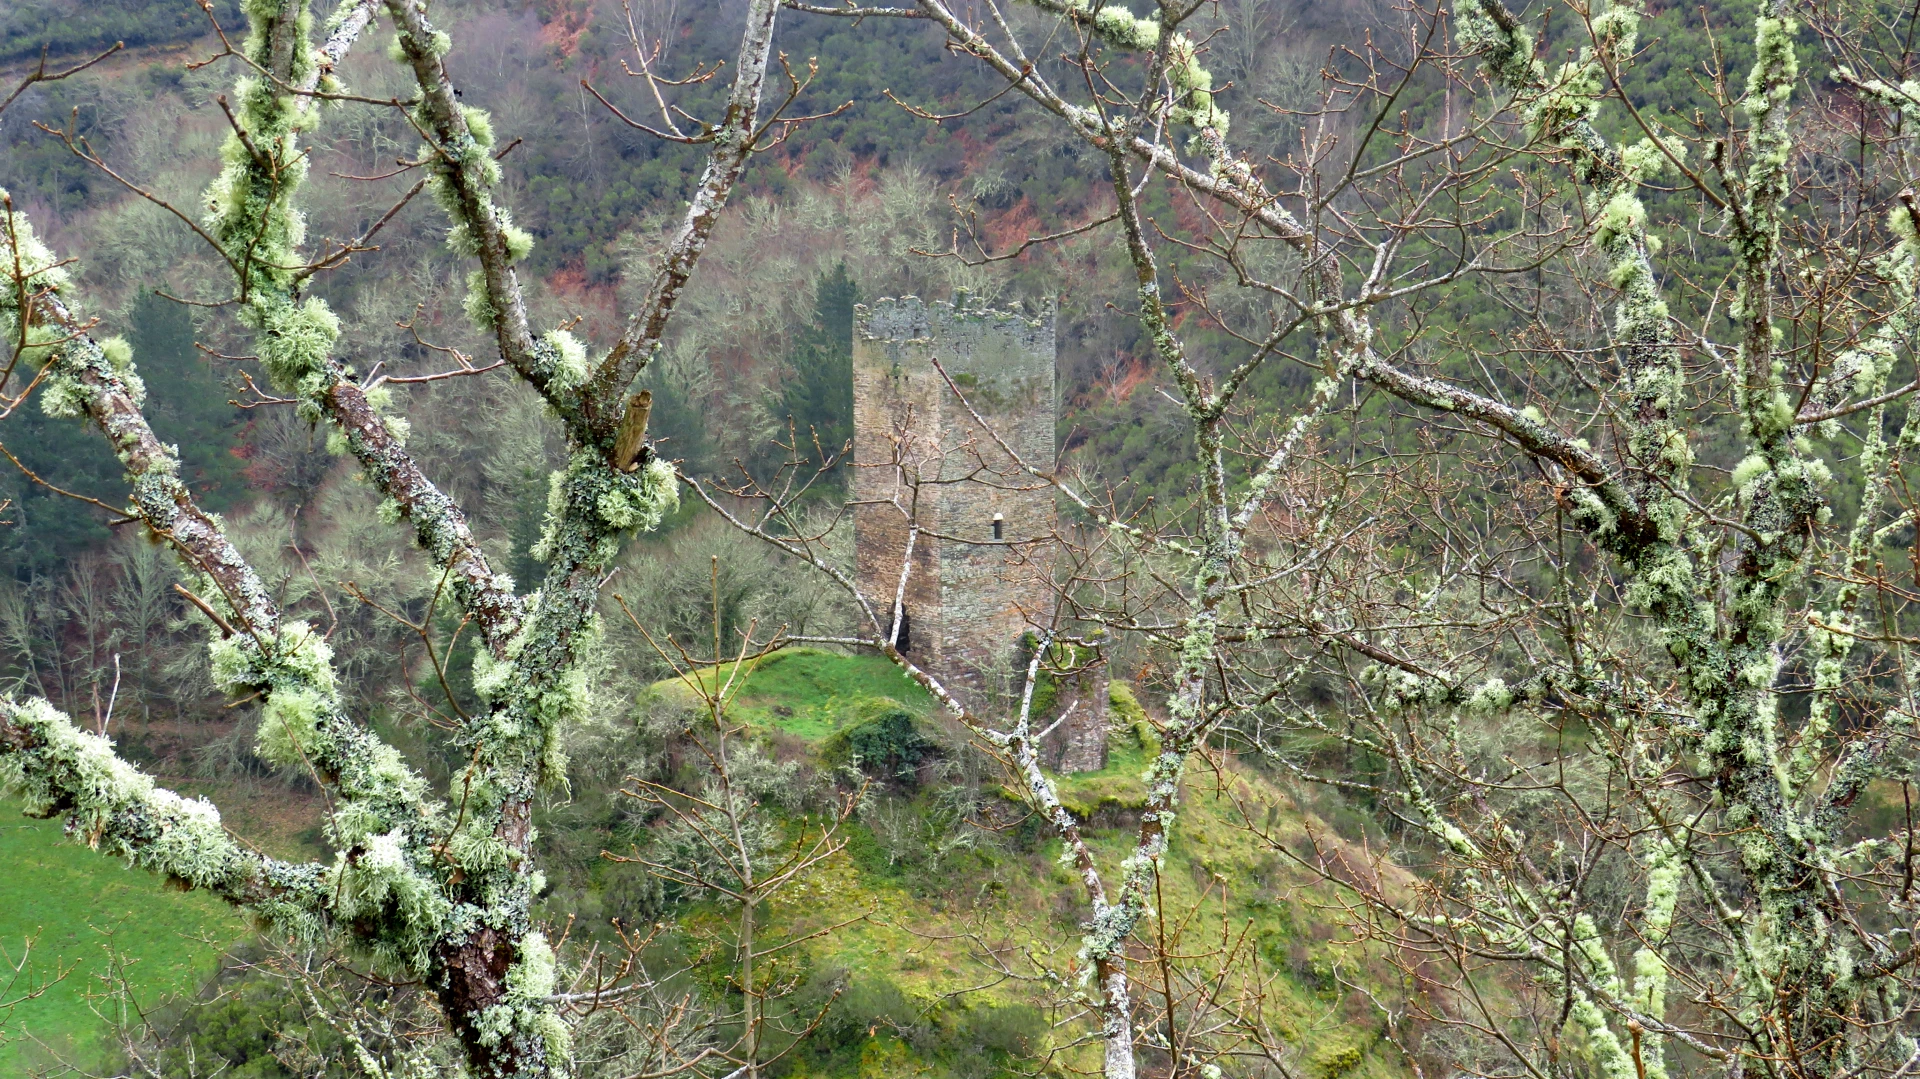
top-left (775, 263), bottom-right (857, 482)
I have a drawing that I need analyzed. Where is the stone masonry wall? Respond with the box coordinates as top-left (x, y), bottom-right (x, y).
top-left (852, 294), bottom-right (1107, 770)
top-left (1047, 661), bottom-right (1110, 775)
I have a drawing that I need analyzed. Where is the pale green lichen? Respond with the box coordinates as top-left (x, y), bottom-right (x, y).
top-left (0, 193), bottom-right (130, 416)
top-left (255, 686), bottom-right (331, 767)
top-left (463, 269), bottom-right (499, 331)
top-left (1026, 0), bottom-right (1230, 164)
top-left (210, 620), bottom-right (339, 698)
top-left (1464, 677), bottom-right (1513, 716)
top-left (1626, 839), bottom-right (1681, 1079)
top-left (1593, 193), bottom-right (1647, 249)
top-left (402, 61), bottom-right (532, 333)
top-left (1568, 990), bottom-right (1637, 1079)
top-left (1363, 665), bottom-right (1449, 715)
top-left (0, 189), bottom-right (73, 336)
top-left (467, 930), bottom-right (568, 1074)
top-left (532, 454), bottom-right (678, 564)
top-left (1445, 2), bottom-right (1883, 1068)
top-left (0, 697), bottom-right (328, 939)
top-left (254, 297), bottom-right (342, 402)
top-left (329, 825), bottom-right (453, 970)
top-left (1455, 0), bottom-right (1542, 92)
top-left (540, 330), bottom-right (590, 391)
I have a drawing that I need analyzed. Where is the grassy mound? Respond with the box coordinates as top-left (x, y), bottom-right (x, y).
top-left (657, 647), bottom-right (939, 738)
top-left (632, 650), bottom-right (1411, 1078)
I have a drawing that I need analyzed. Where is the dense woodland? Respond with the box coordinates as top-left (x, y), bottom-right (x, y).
top-left (0, 5), bottom-right (1359, 1076)
top-left (0, 0), bottom-right (1343, 815)
top-left (6, 0), bottom-right (1920, 1078)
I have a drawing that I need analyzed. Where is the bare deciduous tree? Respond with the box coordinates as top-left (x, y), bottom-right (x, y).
top-left (710, 1), bottom-right (1920, 1077)
top-left (0, 1), bottom-right (802, 1075)
top-left (13, 0), bottom-right (1920, 1077)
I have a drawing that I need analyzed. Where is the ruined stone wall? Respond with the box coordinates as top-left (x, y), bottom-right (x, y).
top-left (1046, 662), bottom-right (1110, 774)
top-left (853, 294), bottom-right (1090, 733)
top-left (850, 299), bottom-right (945, 663)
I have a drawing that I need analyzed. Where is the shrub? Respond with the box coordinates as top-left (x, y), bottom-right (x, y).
top-left (820, 697), bottom-right (940, 786)
top-left (1108, 680), bottom-right (1156, 750)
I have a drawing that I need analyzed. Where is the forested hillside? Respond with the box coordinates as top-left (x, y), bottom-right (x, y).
top-left (5, 0), bottom-right (1920, 1078)
top-left (0, 0), bottom-right (1370, 766)
top-left (0, 2), bottom-right (1392, 1075)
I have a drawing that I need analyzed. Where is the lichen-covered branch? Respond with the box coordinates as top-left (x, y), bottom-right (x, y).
top-left (586, 0), bottom-right (782, 436)
top-left (0, 2), bottom-right (671, 1074)
top-left (381, 0), bottom-right (592, 433)
top-left (0, 697), bottom-right (329, 935)
top-left (372, 2), bottom-right (793, 1071)
top-left (202, 0), bottom-right (530, 658)
top-left (6, 209), bottom-right (435, 838)
top-left (0, 178), bottom-right (466, 1039)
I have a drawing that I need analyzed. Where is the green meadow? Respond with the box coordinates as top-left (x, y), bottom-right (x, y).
top-left (0, 808), bottom-right (244, 1072)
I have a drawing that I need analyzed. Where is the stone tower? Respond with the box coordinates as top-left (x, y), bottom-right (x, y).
top-left (851, 293), bottom-right (1108, 773)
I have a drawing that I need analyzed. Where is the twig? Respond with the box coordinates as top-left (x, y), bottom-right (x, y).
top-left (0, 439), bottom-right (131, 521)
top-left (0, 41), bottom-right (124, 118)
top-left (173, 583), bottom-right (237, 638)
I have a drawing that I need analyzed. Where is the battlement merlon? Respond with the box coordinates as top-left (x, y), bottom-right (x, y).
top-left (856, 294), bottom-right (1057, 411)
top-left (856, 291), bottom-right (1056, 341)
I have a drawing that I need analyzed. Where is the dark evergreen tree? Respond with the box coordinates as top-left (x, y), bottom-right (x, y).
top-left (635, 368), bottom-right (715, 478)
top-left (130, 291), bottom-right (247, 506)
top-left (0, 294), bottom-right (243, 578)
top-left (776, 263), bottom-right (857, 485)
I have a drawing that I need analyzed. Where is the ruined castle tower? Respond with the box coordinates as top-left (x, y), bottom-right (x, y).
top-left (852, 293), bottom-right (1108, 773)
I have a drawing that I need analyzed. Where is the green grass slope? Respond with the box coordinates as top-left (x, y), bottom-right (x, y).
top-left (664, 647), bottom-right (940, 738)
top-left (0, 808), bottom-right (246, 1072)
top-left (639, 650), bottom-right (1411, 1079)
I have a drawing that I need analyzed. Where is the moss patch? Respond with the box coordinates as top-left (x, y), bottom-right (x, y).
top-left (667, 648), bottom-right (939, 739)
